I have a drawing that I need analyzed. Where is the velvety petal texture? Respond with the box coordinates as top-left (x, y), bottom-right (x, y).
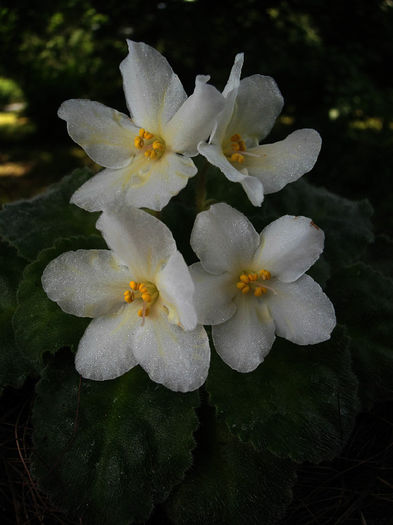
top-left (244, 129), bottom-right (322, 194)
top-left (96, 204), bottom-right (176, 279)
top-left (120, 40), bottom-right (187, 131)
top-left (267, 276), bottom-right (336, 345)
top-left (132, 309), bottom-right (210, 392)
top-left (253, 215), bottom-right (325, 283)
top-left (213, 297), bottom-right (276, 372)
top-left (165, 75), bottom-right (225, 155)
top-left (42, 249), bottom-right (129, 318)
top-left (75, 304), bottom-right (139, 380)
top-left (58, 100), bottom-right (138, 168)
top-left (189, 263), bottom-right (237, 325)
top-left (191, 203), bottom-right (260, 274)
top-left (190, 204), bottom-right (336, 372)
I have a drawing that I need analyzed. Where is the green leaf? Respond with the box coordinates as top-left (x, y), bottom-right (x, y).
top-left (166, 403), bottom-right (296, 525)
top-left (0, 241), bottom-right (33, 389)
top-left (13, 235), bottom-right (105, 367)
top-left (32, 351), bottom-right (199, 524)
top-left (207, 326), bottom-right (359, 463)
top-left (328, 263), bottom-right (393, 409)
top-left (0, 169), bottom-right (99, 261)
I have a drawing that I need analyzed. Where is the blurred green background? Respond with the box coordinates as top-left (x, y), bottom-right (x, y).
top-left (1, 0), bottom-right (392, 234)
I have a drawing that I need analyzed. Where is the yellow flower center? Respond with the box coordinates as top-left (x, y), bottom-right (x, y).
top-left (123, 280), bottom-right (159, 324)
top-left (236, 269), bottom-right (273, 297)
top-left (225, 133), bottom-right (247, 164)
top-left (134, 128), bottom-right (166, 161)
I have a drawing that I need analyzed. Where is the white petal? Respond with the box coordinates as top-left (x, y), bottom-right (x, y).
top-left (96, 205), bottom-right (176, 280)
top-left (58, 99), bottom-right (137, 168)
top-left (75, 304), bottom-right (139, 380)
top-left (267, 275), bottom-right (336, 345)
top-left (155, 251), bottom-right (197, 331)
top-left (191, 202), bottom-right (260, 274)
top-left (120, 40), bottom-right (187, 132)
top-left (213, 295), bottom-right (276, 372)
top-left (42, 249), bottom-right (130, 318)
top-left (189, 262), bottom-right (237, 325)
top-left (197, 142), bottom-right (264, 206)
top-left (132, 309), bottom-right (210, 392)
top-left (244, 129), bottom-right (322, 194)
top-left (124, 152), bottom-right (197, 211)
top-left (222, 53), bottom-right (244, 97)
top-left (164, 75), bottom-right (224, 155)
top-left (253, 215), bottom-right (324, 283)
top-left (70, 167), bottom-right (128, 212)
top-left (226, 75), bottom-right (284, 143)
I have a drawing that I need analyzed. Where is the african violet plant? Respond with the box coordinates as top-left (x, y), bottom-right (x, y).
top-left (0, 40), bottom-right (392, 524)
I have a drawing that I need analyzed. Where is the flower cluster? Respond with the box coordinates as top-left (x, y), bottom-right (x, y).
top-left (43, 40), bottom-right (335, 392)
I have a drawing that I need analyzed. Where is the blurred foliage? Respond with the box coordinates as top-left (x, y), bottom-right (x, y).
top-left (0, 77), bottom-right (23, 107)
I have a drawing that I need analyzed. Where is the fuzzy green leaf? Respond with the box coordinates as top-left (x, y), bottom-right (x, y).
top-left (32, 351), bottom-right (199, 524)
top-left (0, 242), bottom-right (33, 388)
top-left (328, 263), bottom-right (393, 409)
top-left (207, 326), bottom-right (359, 463)
top-left (166, 404), bottom-right (296, 525)
top-left (0, 169), bottom-right (99, 260)
top-left (13, 236), bottom-right (105, 366)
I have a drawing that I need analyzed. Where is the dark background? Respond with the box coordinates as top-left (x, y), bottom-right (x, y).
top-left (1, 0), bottom-right (392, 523)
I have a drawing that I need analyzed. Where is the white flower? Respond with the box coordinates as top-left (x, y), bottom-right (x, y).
top-left (190, 203), bottom-right (336, 372)
top-left (58, 40), bottom-right (224, 212)
top-left (42, 205), bottom-right (210, 392)
top-left (198, 54), bottom-right (322, 207)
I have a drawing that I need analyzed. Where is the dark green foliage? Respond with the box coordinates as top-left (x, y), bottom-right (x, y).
top-left (328, 263), bottom-right (393, 410)
top-left (207, 327), bottom-right (359, 463)
top-left (32, 351), bottom-right (199, 524)
top-left (166, 403), bottom-right (296, 525)
top-left (0, 241), bottom-right (32, 389)
top-left (0, 169), bottom-right (99, 260)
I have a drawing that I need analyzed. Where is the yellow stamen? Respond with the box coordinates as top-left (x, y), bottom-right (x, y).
top-left (259, 269), bottom-right (271, 280)
top-left (230, 153), bottom-right (244, 163)
top-left (139, 284), bottom-right (147, 292)
top-left (239, 274), bottom-right (249, 283)
top-left (138, 307), bottom-right (150, 317)
top-left (139, 128), bottom-right (145, 137)
top-left (231, 142), bottom-right (240, 151)
top-left (236, 282), bottom-right (246, 289)
top-left (124, 290), bottom-right (133, 303)
top-left (152, 140), bottom-right (164, 150)
top-left (231, 134), bottom-right (241, 142)
top-left (254, 286), bottom-right (268, 296)
top-left (241, 285), bottom-right (250, 294)
top-left (248, 273), bottom-right (258, 281)
top-left (130, 281), bottom-right (138, 290)
top-left (143, 131), bottom-right (153, 139)
top-left (134, 136), bottom-right (144, 149)
top-left (141, 293), bottom-right (152, 303)
top-left (239, 140), bottom-right (246, 151)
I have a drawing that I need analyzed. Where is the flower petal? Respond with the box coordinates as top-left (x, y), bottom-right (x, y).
top-left (189, 262), bottom-right (237, 325)
top-left (197, 142), bottom-right (264, 206)
top-left (42, 249), bottom-right (130, 318)
top-left (120, 40), bottom-right (187, 132)
top-left (96, 205), bottom-right (176, 279)
top-left (191, 202), bottom-right (260, 274)
top-left (267, 275), bottom-right (336, 345)
top-left (155, 251), bottom-right (197, 331)
top-left (244, 129), bottom-right (322, 194)
top-left (124, 151), bottom-right (197, 211)
top-left (213, 295), bottom-right (275, 372)
top-left (226, 75), bottom-right (284, 143)
top-left (75, 303), bottom-right (139, 380)
top-left (222, 52), bottom-right (244, 97)
top-left (132, 308), bottom-right (210, 392)
top-left (164, 75), bottom-right (224, 155)
top-left (253, 215), bottom-right (324, 283)
top-left (58, 99), bottom-right (137, 168)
